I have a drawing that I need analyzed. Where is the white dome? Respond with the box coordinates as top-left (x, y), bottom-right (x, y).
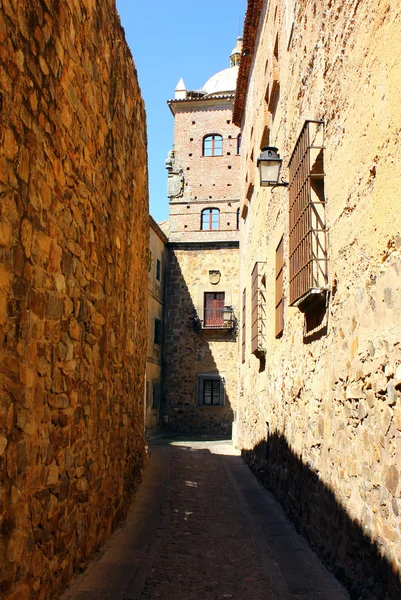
top-left (201, 66), bottom-right (238, 96)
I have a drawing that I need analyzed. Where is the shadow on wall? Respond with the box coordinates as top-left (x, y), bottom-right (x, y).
top-left (242, 432), bottom-right (401, 600)
top-left (162, 248), bottom-right (237, 435)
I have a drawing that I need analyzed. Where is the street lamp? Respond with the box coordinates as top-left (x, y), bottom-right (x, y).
top-left (223, 306), bottom-right (233, 326)
top-left (257, 146), bottom-right (289, 189)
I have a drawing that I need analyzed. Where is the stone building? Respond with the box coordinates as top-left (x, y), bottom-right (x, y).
top-left (162, 41), bottom-right (242, 434)
top-left (145, 217), bottom-right (167, 434)
top-left (233, 0), bottom-right (401, 597)
top-left (0, 1), bottom-right (148, 598)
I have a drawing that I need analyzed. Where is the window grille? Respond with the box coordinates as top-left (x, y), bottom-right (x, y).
top-left (275, 238), bottom-right (284, 337)
top-left (242, 288), bottom-right (246, 363)
top-left (197, 374), bottom-right (225, 406)
top-left (203, 134), bottom-right (223, 157)
top-left (251, 262), bottom-right (267, 354)
top-left (288, 120), bottom-right (327, 306)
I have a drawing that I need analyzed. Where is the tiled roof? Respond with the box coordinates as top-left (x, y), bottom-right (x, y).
top-left (233, 0), bottom-right (263, 127)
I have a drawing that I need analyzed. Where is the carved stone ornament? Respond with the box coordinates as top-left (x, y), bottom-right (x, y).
top-left (209, 270), bottom-right (221, 285)
top-left (166, 149), bottom-right (184, 198)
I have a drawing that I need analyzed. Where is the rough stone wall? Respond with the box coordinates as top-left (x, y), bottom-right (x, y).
top-left (0, 1), bottom-right (148, 598)
top-left (163, 245), bottom-right (239, 434)
top-left (237, 0), bottom-right (401, 597)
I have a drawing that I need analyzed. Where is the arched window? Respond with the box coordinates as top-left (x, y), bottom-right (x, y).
top-left (237, 133), bottom-right (242, 155)
top-left (203, 134), bottom-right (223, 157)
top-left (201, 208), bottom-right (220, 230)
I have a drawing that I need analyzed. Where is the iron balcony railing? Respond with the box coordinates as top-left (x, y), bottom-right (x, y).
top-left (194, 306), bottom-right (235, 330)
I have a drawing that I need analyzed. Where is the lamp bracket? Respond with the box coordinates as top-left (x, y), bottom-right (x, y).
top-left (270, 178), bottom-right (289, 193)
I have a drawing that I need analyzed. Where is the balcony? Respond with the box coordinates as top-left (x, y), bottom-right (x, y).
top-left (194, 305), bottom-right (236, 331)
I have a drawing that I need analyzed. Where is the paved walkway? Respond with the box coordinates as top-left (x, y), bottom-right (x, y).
top-left (61, 438), bottom-right (349, 600)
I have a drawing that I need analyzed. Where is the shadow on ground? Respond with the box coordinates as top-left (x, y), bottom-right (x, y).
top-left (242, 432), bottom-right (401, 600)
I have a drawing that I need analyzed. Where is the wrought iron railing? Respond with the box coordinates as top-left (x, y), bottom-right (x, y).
top-left (194, 306), bottom-right (235, 330)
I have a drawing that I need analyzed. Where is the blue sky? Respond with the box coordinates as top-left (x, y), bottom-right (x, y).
top-left (116, 0), bottom-right (247, 222)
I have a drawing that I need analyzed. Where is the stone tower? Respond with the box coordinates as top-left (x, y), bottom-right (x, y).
top-left (162, 42), bottom-right (242, 434)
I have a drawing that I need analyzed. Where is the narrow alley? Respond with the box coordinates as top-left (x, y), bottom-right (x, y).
top-left (61, 438), bottom-right (349, 600)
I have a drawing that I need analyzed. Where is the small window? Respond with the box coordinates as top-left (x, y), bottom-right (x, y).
top-left (152, 382), bottom-right (160, 409)
top-left (201, 208), bottom-right (219, 231)
top-left (203, 134), bottom-right (223, 157)
top-left (237, 133), bottom-right (242, 155)
top-left (154, 318), bottom-right (162, 344)
top-left (236, 208), bottom-right (240, 230)
top-left (197, 374), bottom-right (225, 406)
top-left (156, 258), bottom-right (161, 282)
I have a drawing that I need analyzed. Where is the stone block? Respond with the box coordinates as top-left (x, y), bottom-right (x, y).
top-left (0, 220), bottom-right (12, 247)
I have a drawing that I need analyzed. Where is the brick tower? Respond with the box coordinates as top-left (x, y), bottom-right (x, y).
top-left (162, 40), bottom-right (242, 435)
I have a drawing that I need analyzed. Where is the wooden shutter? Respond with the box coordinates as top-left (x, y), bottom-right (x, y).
top-left (275, 237), bottom-right (284, 338)
top-left (204, 292), bottom-right (224, 327)
top-left (242, 288), bottom-right (246, 363)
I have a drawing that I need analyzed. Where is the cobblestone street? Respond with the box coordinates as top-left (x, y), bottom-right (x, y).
top-left (61, 438), bottom-right (349, 600)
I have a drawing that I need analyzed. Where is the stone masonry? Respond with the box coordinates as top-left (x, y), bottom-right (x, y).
top-left (234, 0), bottom-right (401, 597)
top-left (163, 245), bottom-right (239, 434)
top-left (0, 1), bottom-right (148, 598)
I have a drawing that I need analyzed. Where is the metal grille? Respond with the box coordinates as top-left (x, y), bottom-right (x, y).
top-left (275, 238), bottom-right (284, 337)
top-left (288, 121), bottom-right (327, 306)
top-left (251, 262), bottom-right (267, 354)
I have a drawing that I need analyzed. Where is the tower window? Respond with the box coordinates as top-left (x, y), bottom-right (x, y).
top-left (203, 134), bottom-right (223, 157)
top-left (201, 208), bottom-right (220, 230)
top-left (237, 133), bottom-right (242, 155)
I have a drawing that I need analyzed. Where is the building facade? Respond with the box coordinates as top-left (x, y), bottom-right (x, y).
top-left (162, 42), bottom-right (242, 434)
top-left (145, 217), bottom-right (167, 434)
top-left (233, 0), bottom-right (401, 597)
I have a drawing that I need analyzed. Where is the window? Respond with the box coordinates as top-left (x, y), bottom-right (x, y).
top-left (288, 121), bottom-right (327, 306)
top-left (237, 133), bottom-right (242, 155)
top-left (152, 381), bottom-right (160, 409)
top-left (204, 292), bottom-right (224, 327)
top-left (146, 381), bottom-right (150, 406)
top-left (203, 134), bottom-right (223, 157)
top-left (153, 318), bottom-right (162, 344)
top-left (201, 208), bottom-right (220, 230)
top-left (156, 258), bottom-right (161, 282)
top-left (236, 208), bottom-right (240, 230)
top-left (275, 238), bottom-right (284, 338)
top-left (242, 288), bottom-right (246, 363)
top-left (197, 374), bottom-right (225, 406)
top-left (251, 262), bottom-right (267, 353)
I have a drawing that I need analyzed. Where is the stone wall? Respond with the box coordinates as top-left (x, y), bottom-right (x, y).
top-left (235, 0), bottom-right (401, 597)
top-left (0, 1), bottom-right (148, 598)
top-left (163, 245), bottom-right (239, 434)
